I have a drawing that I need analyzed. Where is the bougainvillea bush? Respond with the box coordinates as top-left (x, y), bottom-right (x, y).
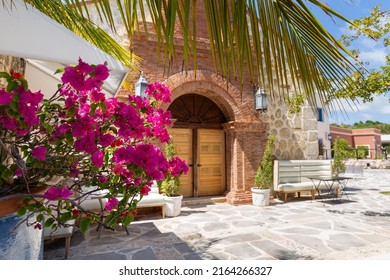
top-left (0, 58), bottom-right (188, 233)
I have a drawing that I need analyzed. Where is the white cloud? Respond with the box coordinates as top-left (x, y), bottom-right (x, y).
top-left (329, 94), bottom-right (390, 124)
top-left (359, 48), bottom-right (388, 67)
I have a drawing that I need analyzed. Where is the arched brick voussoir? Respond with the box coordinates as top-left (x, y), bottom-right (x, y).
top-left (161, 70), bottom-right (245, 123)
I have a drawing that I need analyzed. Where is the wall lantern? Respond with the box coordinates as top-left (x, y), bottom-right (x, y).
top-left (327, 133), bottom-right (332, 141)
top-left (255, 88), bottom-right (267, 111)
top-left (135, 71), bottom-right (148, 99)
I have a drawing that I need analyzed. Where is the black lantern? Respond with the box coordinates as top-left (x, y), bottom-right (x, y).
top-left (255, 88), bottom-right (267, 111)
top-left (327, 133), bottom-right (332, 141)
top-left (135, 71), bottom-right (148, 99)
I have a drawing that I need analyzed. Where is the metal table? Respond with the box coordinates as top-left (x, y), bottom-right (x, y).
top-left (308, 176), bottom-right (352, 201)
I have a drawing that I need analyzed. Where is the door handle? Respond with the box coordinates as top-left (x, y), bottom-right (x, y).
top-left (188, 164), bottom-right (193, 167)
top-left (197, 164), bottom-right (202, 167)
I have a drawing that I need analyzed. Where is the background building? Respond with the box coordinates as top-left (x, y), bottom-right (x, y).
top-left (330, 126), bottom-right (382, 159)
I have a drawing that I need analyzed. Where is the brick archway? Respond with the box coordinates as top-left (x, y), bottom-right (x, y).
top-left (162, 70), bottom-right (245, 123)
top-left (162, 70), bottom-right (267, 205)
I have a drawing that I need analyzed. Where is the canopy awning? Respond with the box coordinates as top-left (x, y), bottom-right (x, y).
top-left (0, 0), bottom-right (129, 96)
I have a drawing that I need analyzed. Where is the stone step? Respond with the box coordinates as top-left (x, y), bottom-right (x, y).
top-left (182, 196), bottom-right (227, 206)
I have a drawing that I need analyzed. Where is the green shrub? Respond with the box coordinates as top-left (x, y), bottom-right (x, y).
top-left (160, 139), bottom-right (181, 197)
top-left (254, 134), bottom-right (276, 189)
top-left (332, 138), bottom-right (350, 175)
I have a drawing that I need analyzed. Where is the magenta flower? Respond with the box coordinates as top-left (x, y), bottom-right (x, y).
top-left (0, 89), bottom-right (13, 105)
top-left (91, 151), bottom-right (104, 167)
top-left (93, 63), bottom-right (110, 80)
top-left (43, 186), bottom-right (73, 200)
top-left (169, 157), bottom-right (189, 176)
top-left (57, 123), bottom-right (71, 135)
top-left (144, 82), bottom-right (171, 103)
top-left (1, 116), bottom-right (18, 130)
top-left (90, 89), bottom-right (106, 102)
top-left (19, 90), bottom-right (44, 106)
top-left (99, 134), bottom-right (115, 147)
top-left (73, 131), bottom-right (98, 154)
top-left (14, 168), bottom-right (23, 177)
top-left (105, 198), bottom-right (118, 212)
top-left (78, 103), bottom-right (91, 117)
top-left (34, 223), bottom-right (42, 230)
top-left (98, 176), bottom-right (109, 183)
top-left (31, 146), bottom-right (46, 161)
top-left (140, 186), bottom-right (151, 196)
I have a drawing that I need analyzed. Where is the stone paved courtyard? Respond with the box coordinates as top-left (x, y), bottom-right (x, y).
top-left (44, 169), bottom-right (390, 260)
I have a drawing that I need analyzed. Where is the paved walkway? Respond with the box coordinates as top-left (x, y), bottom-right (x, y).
top-left (44, 169), bottom-right (390, 260)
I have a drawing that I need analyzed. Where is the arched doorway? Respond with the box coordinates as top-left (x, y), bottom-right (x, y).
top-left (168, 94), bottom-right (227, 197)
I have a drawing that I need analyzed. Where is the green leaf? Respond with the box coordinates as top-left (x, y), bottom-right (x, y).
top-left (36, 214), bottom-right (44, 222)
top-left (80, 218), bottom-right (91, 234)
top-left (20, 78), bottom-right (28, 90)
top-left (42, 123), bottom-right (54, 133)
top-left (9, 101), bottom-right (18, 112)
top-left (104, 151), bottom-right (110, 165)
top-left (59, 211), bottom-right (72, 222)
top-left (44, 218), bottom-right (55, 228)
top-left (123, 215), bottom-right (134, 226)
top-left (54, 68), bottom-right (64, 75)
top-left (0, 72), bottom-right (11, 79)
top-left (17, 207), bottom-right (27, 216)
top-left (6, 80), bottom-right (18, 92)
top-left (1, 168), bottom-right (13, 180)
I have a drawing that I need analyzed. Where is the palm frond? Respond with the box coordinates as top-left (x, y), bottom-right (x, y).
top-left (4, 0), bottom-right (367, 111)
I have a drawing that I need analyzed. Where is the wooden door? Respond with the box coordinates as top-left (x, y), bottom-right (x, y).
top-left (197, 129), bottom-right (225, 196)
top-left (168, 128), bottom-right (193, 197)
top-left (169, 128), bottom-right (225, 197)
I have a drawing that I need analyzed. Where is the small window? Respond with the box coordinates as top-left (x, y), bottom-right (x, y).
top-left (317, 108), bottom-right (324, 122)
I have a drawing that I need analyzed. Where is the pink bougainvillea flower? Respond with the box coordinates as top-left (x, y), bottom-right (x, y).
top-left (19, 90), bottom-right (44, 106)
top-left (34, 223), bottom-right (42, 230)
top-left (60, 188), bottom-right (73, 199)
top-left (78, 103), bottom-right (91, 117)
top-left (140, 185), bottom-right (151, 196)
top-left (0, 115), bottom-right (18, 130)
top-left (93, 63), bottom-right (109, 81)
top-left (91, 151), bottom-right (104, 167)
top-left (0, 89), bottom-right (13, 105)
top-left (113, 164), bottom-right (130, 176)
top-left (144, 82), bottom-right (171, 103)
top-left (99, 133), bottom-right (115, 147)
top-left (105, 197), bottom-right (118, 212)
top-left (43, 186), bottom-right (73, 200)
top-left (73, 131), bottom-right (98, 154)
top-left (98, 176), bottom-right (109, 183)
top-left (169, 157), bottom-right (189, 177)
top-left (31, 146), bottom-right (46, 161)
top-left (14, 168), bottom-right (23, 177)
top-left (90, 89), bottom-right (106, 102)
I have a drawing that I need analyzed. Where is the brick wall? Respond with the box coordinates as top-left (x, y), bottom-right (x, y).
top-left (88, 1), bottom-right (320, 204)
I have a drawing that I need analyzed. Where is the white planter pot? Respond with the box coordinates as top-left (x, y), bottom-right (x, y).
top-left (251, 188), bottom-right (270, 207)
top-left (164, 195), bottom-right (183, 217)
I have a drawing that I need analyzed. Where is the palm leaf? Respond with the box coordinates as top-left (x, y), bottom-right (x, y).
top-left (3, 0), bottom-right (366, 111)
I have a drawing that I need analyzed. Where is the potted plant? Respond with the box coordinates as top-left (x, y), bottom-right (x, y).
top-left (1, 59), bottom-right (189, 258)
top-left (332, 138), bottom-right (349, 175)
top-left (252, 134), bottom-right (276, 206)
top-left (160, 139), bottom-right (188, 217)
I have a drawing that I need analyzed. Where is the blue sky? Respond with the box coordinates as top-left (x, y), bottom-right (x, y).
top-left (309, 0), bottom-right (390, 125)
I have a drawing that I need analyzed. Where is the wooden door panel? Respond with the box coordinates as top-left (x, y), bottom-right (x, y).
top-left (197, 129), bottom-right (225, 196)
top-left (168, 128), bottom-right (193, 197)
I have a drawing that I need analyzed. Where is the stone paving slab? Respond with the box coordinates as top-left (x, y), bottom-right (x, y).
top-left (44, 169), bottom-right (390, 260)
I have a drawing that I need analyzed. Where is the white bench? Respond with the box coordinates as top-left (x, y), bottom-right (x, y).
top-left (43, 200), bottom-right (75, 259)
top-left (44, 219), bottom-right (75, 259)
top-left (273, 160), bottom-right (340, 202)
top-left (134, 186), bottom-right (166, 218)
top-left (79, 185), bottom-right (166, 218)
